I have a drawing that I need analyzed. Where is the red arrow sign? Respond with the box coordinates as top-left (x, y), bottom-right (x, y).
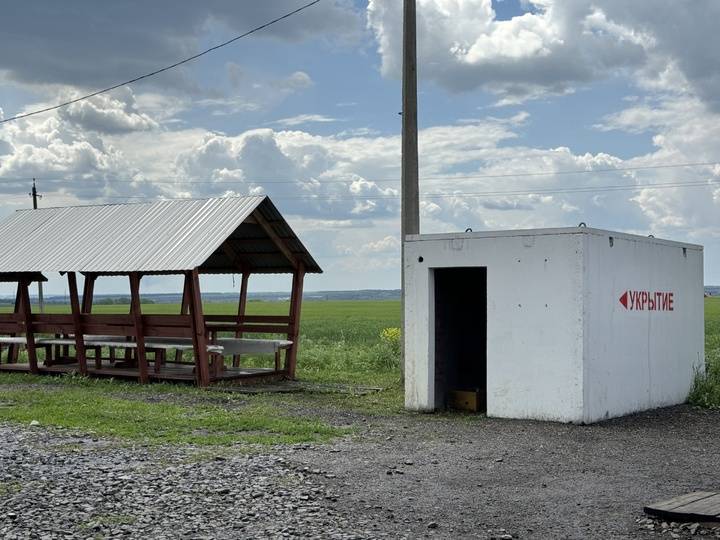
top-left (619, 290), bottom-right (674, 311)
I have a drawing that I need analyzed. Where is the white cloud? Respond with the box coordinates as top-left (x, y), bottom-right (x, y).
top-left (58, 87), bottom-right (158, 134)
top-left (2, 91), bottom-right (718, 283)
top-left (368, 0), bottom-right (647, 102)
top-left (0, 95), bottom-right (166, 200)
top-left (276, 71), bottom-right (314, 92)
top-left (595, 95), bottom-right (720, 240)
top-left (367, 0), bottom-right (720, 109)
top-left (271, 114), bottom-right (338, 127)
top-left (360, 235), bottom-right (400, 254)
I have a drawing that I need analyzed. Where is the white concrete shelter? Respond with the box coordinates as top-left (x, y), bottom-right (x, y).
top-left (404, 227), bottom-right (704, 423)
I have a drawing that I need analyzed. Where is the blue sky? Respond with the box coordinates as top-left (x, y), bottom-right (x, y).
top-left (0, 0), bottom-right (719, 296)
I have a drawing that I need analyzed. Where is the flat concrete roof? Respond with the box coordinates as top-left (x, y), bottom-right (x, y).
top-left (405, 226), bottom-right (703, 251)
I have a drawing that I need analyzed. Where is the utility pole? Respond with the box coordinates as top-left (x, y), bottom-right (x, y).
top-left (401, 0), bottom-right (420, 379)
top-left (30, 179), bottom-right (44, 313)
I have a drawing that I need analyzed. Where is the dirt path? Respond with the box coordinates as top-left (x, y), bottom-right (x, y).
top-left (296, 405), bottom-right (720, 539)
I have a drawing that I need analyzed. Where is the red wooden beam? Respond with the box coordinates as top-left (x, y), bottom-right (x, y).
top-left (7, 285), bottom-right (21, 363)
top-left (18, 280), bottom-right (38, 374)
top-left (174, 275), bottom-right (191, 363)
top-left (82, 274), bottom-right (99, 368)
top-left (186, 269), bottom-right (210, 387)
top-left (252, 210), bottom-right (298, 270)
top-left (81, 274), bottom-right (96, 314)
top-left (233, 272), bottom-right (250, 367)
top-left (285, 263), bottom-right (305, 379)
top-left (205, 315), bottom-right (290, 323)
top-left (129, 272), bottom-right (149, 383)
top-left (67, 272), bottom-right (88, 376)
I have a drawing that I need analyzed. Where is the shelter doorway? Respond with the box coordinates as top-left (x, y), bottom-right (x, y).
top-left (433, 267), bottom-right (487, 412)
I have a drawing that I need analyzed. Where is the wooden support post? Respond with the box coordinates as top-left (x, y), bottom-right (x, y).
top-left (285, 263), bottom-right (305, 379)
top-left (67, 272), bottom-right (88, 376)
top-left (129, 273), bottom-right (149, 383)
top-left (81, 274), bottom-right (96, 314)
top-left (187, 269), bottom-right (210, 387)
top-left (7, 285), bottom-right (21, 363)
top-left (174, 276), bottom-right (191, 364)
top-left (18, 280), bottom-right (38, 374)
top-left (233, 272), bottom-right (250, 367)
top-left (82, 274), bottom-right (99, 368)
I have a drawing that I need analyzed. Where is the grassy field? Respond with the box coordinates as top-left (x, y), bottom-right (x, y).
top-left (689, 296), bottom-right (720, 407)
top-left (0, 300), bottom-right (403, 445)
top-left (25, 299), bottom-right (403, 386)
top-left (0, 297), bottom-right (718, 446)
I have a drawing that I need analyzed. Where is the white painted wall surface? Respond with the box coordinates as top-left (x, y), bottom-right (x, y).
top-left (404, 227), bottom-right (704, 424)
top-left (404, 229), bottom-right (586, 422)
top-left (582, 231), bottom-right (704, 423)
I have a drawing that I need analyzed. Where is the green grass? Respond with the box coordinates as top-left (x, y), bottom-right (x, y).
top-left (689, 297), bottom-right (720, 407)
top-left (0, 299), bottom-right (402, 444)
top-left (0, 375), bottom-right (345, 445)
top-left (5, 295), bottom-right (714, 446)
top-left (13, 299), bottom-right (403, 387)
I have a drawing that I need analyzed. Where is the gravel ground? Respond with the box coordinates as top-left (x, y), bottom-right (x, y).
top-left (0, 427), bottom-right (384, 539)
top-left (2, 404), bottom-right (720, 539)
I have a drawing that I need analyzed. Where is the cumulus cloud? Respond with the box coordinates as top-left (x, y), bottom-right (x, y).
top-left (595, 95), bottom-right (720, 240)
top-left (0, 97), bottom-right (164, 200)
top-left (367, 0), bottom-right (720, 109)
top-left (172, 128), bottom-right (400, 219)
top-left (368, 0), bottom-right (647, 102)
top-left (337, 235), bottom-right (400, 256)
top-left (1, 90), bottom-right (717, 272)
top-left (58, 87), bottom-right (158, 134)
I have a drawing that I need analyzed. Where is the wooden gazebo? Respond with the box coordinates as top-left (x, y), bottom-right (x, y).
top-left (0, 196), bottom-right (321, 386)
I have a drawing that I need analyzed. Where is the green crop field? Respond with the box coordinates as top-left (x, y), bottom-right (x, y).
top-left (16, 299), bottom-right (403, 386)
top-left (0, 298), bottom-right (718, 446)
top-left (0, 300), bottom-right (404, 445)
top-left (689, 297), bottom-right (720, 407)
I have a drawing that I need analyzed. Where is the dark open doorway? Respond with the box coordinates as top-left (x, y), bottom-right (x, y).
top-left (434, 267), bottom-right (487, 412)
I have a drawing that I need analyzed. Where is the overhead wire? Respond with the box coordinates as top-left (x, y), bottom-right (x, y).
top-left (0, 0), bottom-right (715, 206)
top-left (32, 177), bottom-right (713, 202)
top-left (0, 0), bottom-right (321, 124)
top-left (0, 160), bottom-right (717, 185)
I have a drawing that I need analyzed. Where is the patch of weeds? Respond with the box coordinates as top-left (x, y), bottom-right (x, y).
top-left (49, 442), bottom-right (86, 453)
top-left (182, 446), bottom-right (261, 464)
top-left (688, 298), bottom-right (720, 408)
top-left (689, 362), bottom-right (720, 408)
top-left (0, 481), bottom-right (22, 496)
top-left (81, 514), bottom-right (137, 531)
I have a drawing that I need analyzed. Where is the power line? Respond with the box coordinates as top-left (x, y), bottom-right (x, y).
top-left (63, 177), bottom-right (716, 201)
top-left (0, 0), bottom-right (321, 125)
top-left (0, 160), bottom-right (717, 185)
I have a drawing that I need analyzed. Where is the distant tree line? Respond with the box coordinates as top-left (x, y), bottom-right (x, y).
top-left (95, 296), bottom-right (156, 305)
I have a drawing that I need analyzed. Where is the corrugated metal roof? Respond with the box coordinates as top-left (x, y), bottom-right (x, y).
top-left (0, 196), bottom-right (321, 274)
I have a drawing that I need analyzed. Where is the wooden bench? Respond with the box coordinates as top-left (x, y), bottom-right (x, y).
top-left (36, 335), bottom-right (224, 370)
top-left (204, 315), bottom-right (295, 371)
top-left (146, 337), bottom-right (291, 372)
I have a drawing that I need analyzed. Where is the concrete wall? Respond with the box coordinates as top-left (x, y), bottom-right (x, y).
top-left (404, 227), bottom-right (705, 424)
top-left (404, 230), bottom-right (586, 422)
top-left (582, 231), bottom-right (704, 423)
